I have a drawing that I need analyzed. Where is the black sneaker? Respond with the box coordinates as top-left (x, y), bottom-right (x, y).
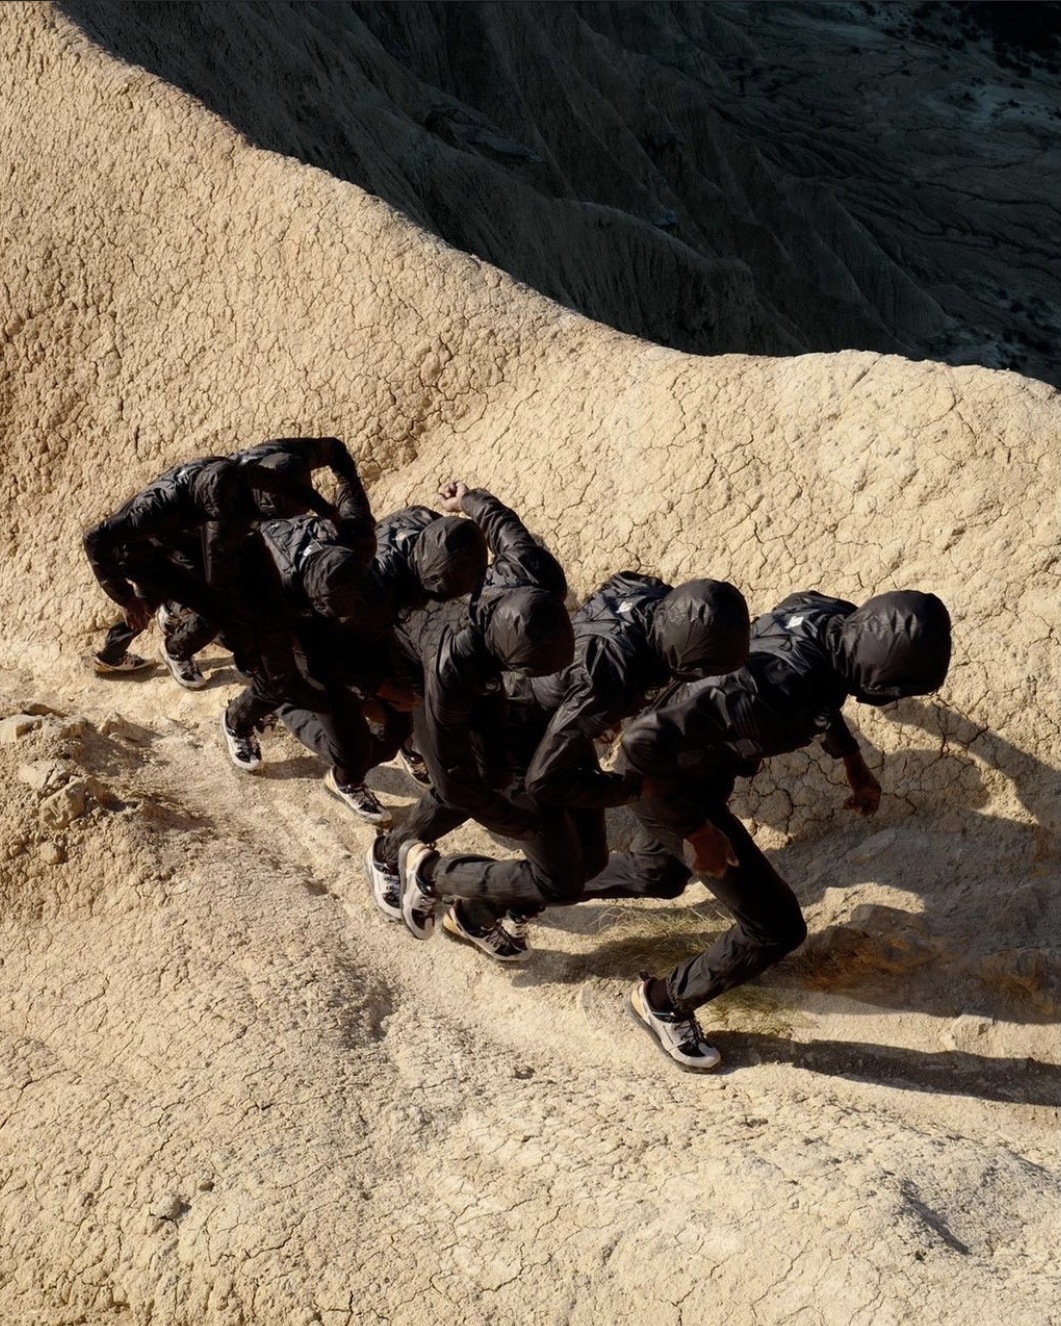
top-left (443, 901), bottom-right (531, 963)
top-left (504, 910), bottom-right (535, 951)
top-left (220, 713), bottom-right (262, 773)
top-left (92, 652), bottom-right (154, 675)
top-left (398, 743), bottom-right (432, 788)
top-left (364, 837), bottom-right (401, 921)
top-left (324, 769), bottom-right (392, 825)
top-left (625, 976), bottom-right (721, 1072)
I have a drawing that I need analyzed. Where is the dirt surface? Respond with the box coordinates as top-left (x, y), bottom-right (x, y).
top-left (0, 5), bottom-right (1057, 1324)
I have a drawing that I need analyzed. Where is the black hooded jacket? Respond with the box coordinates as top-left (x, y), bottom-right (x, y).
top-left (84, 448), bottom-right (341, 615)
top-left (373, 506), bottom-right (489, 619)
top-left (523, 573), bottom-right (750, 809)
top-left (233, 436), bottom-right (359, 523)
top-left (395, 490), bottom-right (571, 833)
top-left (84, 457), bottom-right (262, 611)
top-left (622, 590), bottom-right (952, 829)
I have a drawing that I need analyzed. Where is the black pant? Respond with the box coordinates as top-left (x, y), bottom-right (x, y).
top-left (583, 794), bottom-right (807, 1012)
top-left (96, 545), bottom-right (222, 664)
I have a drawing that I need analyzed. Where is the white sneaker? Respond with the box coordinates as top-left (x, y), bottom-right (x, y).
top-left (442, 902), bottom-right (531, 963)
top-left (398, 840), bottom-right (440, 940)
top-left (92, 652), bottom-right (154, 675)
top-left (398, 743), bottom-right (432, 788)
top-left (159, 643), bottom-right (207, 690)
top-left (324, 768), bottom-right (392, 825)
top-left (220, 713), bottom-right (262, 773)
top-left (364, 838), bottom-right (401, 921)
top-left (625, 977), bottom-right (721, 1073)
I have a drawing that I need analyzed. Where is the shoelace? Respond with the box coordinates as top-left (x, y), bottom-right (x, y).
top-left (674, 1011), bottom-right (708, 1055)
top-left (483, 922), bottom-right (519, 955)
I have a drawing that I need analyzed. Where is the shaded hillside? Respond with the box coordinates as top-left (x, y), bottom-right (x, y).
top-left (58, 0), bottom-right (1061, 384)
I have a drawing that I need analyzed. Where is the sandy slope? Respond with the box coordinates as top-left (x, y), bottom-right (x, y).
top-left (0, 5), bottom-right (1057, 1324)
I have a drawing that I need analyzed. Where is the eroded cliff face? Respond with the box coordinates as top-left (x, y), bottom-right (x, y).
top-left (0, 5), bottom-right (1057, 1325)
top-left (55, 0), bottom-right (1061, 384)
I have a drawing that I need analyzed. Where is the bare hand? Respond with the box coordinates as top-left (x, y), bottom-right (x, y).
top-left (437, 480), bottom-right (468, 513)
top-left (124, 595), bottom-right (152, 633)
top-left (686, 822), bottom-right (738, 877)
top-left (842, 753), bottom-right (881, 816)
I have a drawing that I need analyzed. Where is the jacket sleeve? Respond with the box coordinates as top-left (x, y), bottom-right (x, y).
top-left (460, 488), bottom-right (566, 596)
top-left (82, 487), bottom-right (173, 607)
top-left (820, 712), bottom-right (860, 759)
top-left (83, 518), bottom-right (138, 608)
top-left (334, 466), bottom-right (377, 569)
top-left (620, 681), bottom-right (727, 781)
top-left (242, 436), bottom-right (357, 480)
top-left (525, 657), bottom-right (642, 808)
top-left (418, 663), bottom-right (537, 836)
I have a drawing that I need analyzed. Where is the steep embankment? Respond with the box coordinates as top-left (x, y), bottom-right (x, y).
top-left (0, 5), bottom-right (1057, 1325)
top-left (55, 0), bottom-right (1061, 384)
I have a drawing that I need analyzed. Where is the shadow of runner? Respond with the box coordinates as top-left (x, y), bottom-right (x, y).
top-left (709, 1030), bottom-right (1061, 1109)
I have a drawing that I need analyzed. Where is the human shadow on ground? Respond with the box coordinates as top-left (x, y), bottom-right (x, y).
top-left (708, 1031), bottom-right (1061, 1109)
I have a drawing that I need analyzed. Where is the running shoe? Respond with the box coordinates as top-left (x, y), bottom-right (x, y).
top-left (398, 839), bottom-right (440, 940)
top-left (364, 837), bottom-right (401, 921)
top-left (220, 713), bottom-right (262, 773)
top-left (443, 901), bottom-right (530, 963)
top-left (625, 975), bottom-right (721, 1072)
top-left (324, 768), bottom-right (391, 825)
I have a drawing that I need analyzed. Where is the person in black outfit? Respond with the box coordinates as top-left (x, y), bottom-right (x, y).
top-left (390, 570), bottom-right (751, 961)
top-left (84, 452), bottom-right (335, 688)
top-left (365, 482), bottom-right (574, 956)
top-left (221, 477), bottom-right (490, 778)
top-left (85, 438), bottom-right (352, 688)
top-left (597, 589), bottom-right (953, 1072)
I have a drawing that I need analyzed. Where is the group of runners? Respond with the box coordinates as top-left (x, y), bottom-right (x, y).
top-left (83, 435), bottom-right (952, 1072)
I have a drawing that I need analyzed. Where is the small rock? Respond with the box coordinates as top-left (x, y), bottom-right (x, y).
top-left (39, 841), bottom-right (65, 866)
top-left (38, 781), bottom-right (88, 831)
top-left (0, 715), bottom-right (43, 743)
top-left (17, 760), bottom-right (70, 793)
top-left (197, 1178), bottom-right (215, 1193)
top-left (941, 1012), bottom-right (995, 1052)
top-left (100, 714), bottom-right (151, 745)
top-left (150, 1192), bottom-right (186, 1221)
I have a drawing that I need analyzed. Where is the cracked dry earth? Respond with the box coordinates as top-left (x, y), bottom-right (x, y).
top-left (0, 5), bottom-right (1058, 1325)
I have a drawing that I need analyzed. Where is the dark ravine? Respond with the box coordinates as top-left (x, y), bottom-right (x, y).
top-left (58, 0), bottom-right (1060, 385)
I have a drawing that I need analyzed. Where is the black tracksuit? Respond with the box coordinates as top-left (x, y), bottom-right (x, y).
top-left (86, 440), bottom-right (347, 668)
top-left (231, 464), bottom-right (393, 781)
top-left (377, 490), bottom-right (573, 884)
top-left (586, 590), bottom-right (952, 1012)
top-left (403, 571), bottom-right (750, 915)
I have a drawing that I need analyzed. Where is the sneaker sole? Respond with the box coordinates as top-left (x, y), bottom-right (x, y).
top-left (91, 658), bottom-right (155, 676)
top-left (364, 844), bottom-right (402, 922)
top-left (624, 990), bottom-right (722, 1074)
top-left (397, 839), bottom-right (436, 940)
top-left (441, 909), bottom-right (531, 964)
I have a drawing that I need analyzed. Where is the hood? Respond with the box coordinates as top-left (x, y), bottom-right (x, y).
top-left (650, 579), bottom-right (751, 679)
top-left (479, 587), bottom-right (574, 676)
top-left (833, 590), bottom-right (952, 704)
top-left (411, 516), bottom-right (488, 599)
top-left (301, 546), bottom-right (373, 624)
top-left (189, 459), bottom-right (258, 523)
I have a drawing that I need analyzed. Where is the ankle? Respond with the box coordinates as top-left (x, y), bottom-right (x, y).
top-left (645, 977), bottom-right (674, 1013)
